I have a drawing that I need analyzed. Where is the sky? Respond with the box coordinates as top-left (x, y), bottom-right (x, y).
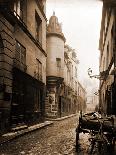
top-left (46, 0), bottom-right (103, 96)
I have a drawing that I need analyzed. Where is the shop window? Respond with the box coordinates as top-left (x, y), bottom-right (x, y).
top-left (34, 89), bottom-right (40, 112)
top-left (35, 12), bottom-right (42, 44)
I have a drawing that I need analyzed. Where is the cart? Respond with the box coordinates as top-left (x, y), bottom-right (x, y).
top-left (76, 112), bottom-right (116, 153)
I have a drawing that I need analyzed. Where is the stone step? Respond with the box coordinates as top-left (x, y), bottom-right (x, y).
top-left (11, 124), bottom-right (28, 132)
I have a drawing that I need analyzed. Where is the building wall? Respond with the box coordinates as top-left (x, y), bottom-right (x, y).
top-left (14, 25), bottom-right (46, 83)
top-left (0, 14), bottom-right (15, 133)
top-left (63, 45), bottom-right (79, 114)
top-left (64, 45), bottom-right (87, 114)
top-left (47, 35), bottom-right (64, 78)
top-left (27, 0), bottom-right (46, 51)
top-left (45, 13), bottom-right (65, 118)
top-left (0, 0), bottom-right (47, 134)
top-left (86, 95), bottom-right (99, 112)
top-left (99, 3), bottom-right (116, 115)
top-left (77, 82), bottom-right (87, 113)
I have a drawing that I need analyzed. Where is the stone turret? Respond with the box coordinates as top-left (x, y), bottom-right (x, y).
top-left (46, 12), bottom-right (65, 78)
top-left (46, 12), bottom-right (65, 118)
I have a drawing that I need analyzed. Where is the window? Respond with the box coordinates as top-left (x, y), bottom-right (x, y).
top-left (111, 24), bottom-right (115, 58)
top-left (39, 0), bottom-right (44, 10)
top-left (106, 43), bottom-right (109, 69)
top-left (72, 65), bottom-right (73, 77)
top-left (75, 67), bottom-right (77, 78)
top-left (56, 58), bottom-right (61, 67)
top-left (15, 41), bottom-right (26, 70)
top-left (103, 57), bottom-right (105, 71)
top-left (36, 59), bottom-right (42, 81)
top-left (35, 12), bottom-right (42, 44)
top-left (75, 81), bottom-right (77, 93)
top-left (14, 0), bottom-right (24, 20)
top-left (78, 87), bottom-right (79, 96)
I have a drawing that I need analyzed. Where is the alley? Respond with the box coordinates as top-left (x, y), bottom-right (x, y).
top-left (0, 115), bottom-right (91, 155)
top-left (0, 0), bottom-right (116, 154)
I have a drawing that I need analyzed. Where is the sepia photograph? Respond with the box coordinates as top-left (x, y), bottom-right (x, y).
top-left (0, 0), bottom-right (116, 154)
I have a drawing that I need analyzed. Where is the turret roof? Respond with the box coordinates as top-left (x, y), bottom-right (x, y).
top-left (47, 12), bottom-right (65, 41)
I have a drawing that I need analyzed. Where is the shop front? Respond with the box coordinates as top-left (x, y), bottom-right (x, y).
top-left (11, 67), bottom-right (45, 127)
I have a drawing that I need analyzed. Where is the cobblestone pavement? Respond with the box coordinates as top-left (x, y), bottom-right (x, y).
top-left (0, 115), bottom-right (91, 155)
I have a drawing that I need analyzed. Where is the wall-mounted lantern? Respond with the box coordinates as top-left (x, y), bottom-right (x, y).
top-left (88, 68), bottom-right (108, 80)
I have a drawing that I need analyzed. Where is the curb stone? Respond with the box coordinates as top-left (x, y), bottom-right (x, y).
top-left (0, 121), bottom-right (53, 145)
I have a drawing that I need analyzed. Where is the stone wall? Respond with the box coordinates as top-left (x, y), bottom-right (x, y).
top-left (0, 13), bottom-right (15, 133)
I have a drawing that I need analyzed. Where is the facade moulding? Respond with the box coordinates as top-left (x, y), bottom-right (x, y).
top-left (35, 0), bottom-right (47, 22)
top-left (102, 9), bottom-right (112, 52)
top-left (47, 76), bottom-right (64, 86)
top-left (47, 32), bottom-right (66, 42)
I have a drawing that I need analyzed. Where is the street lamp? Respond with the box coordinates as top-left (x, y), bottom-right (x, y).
top-left (87, 68), bottom-right (108, 80)
top-left (88, 68), bottom-right (100, 79)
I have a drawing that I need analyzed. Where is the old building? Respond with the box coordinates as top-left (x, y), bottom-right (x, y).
top-left (0, 0), bottom-right (47, 134)
top-left (45, 12), bottom-right (66, 118)
top-left (45, 13), bottom-right (86, 118)
top-left (86, 95), bottom-right (99, 112)
top-left (63, 45), bottom-right (79, 115)
top-left (77, 81), bottom-right (87, 113)
top-left (99, 1), bottom-right (116, 115)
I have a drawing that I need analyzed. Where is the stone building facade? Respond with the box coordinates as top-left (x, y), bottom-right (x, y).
top-left (45, 13), bottom-right (86, 118)
top-left (0, 0), bottom-right (47, 134)
top-left (99, 1), bottom-right (116, 115)
top-left (77, 81), bottom-right (87, 113)
top-left (63, 45), bottom-right (79, 115)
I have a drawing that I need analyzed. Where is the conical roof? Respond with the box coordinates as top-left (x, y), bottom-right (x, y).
top-left (47, 12), bottom-right (65, 41)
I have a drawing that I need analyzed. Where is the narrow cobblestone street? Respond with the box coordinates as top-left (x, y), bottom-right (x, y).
top-left (0, 1), bottom-right (116, 155)
top-left (0, 115), bottom-right (91, 155)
